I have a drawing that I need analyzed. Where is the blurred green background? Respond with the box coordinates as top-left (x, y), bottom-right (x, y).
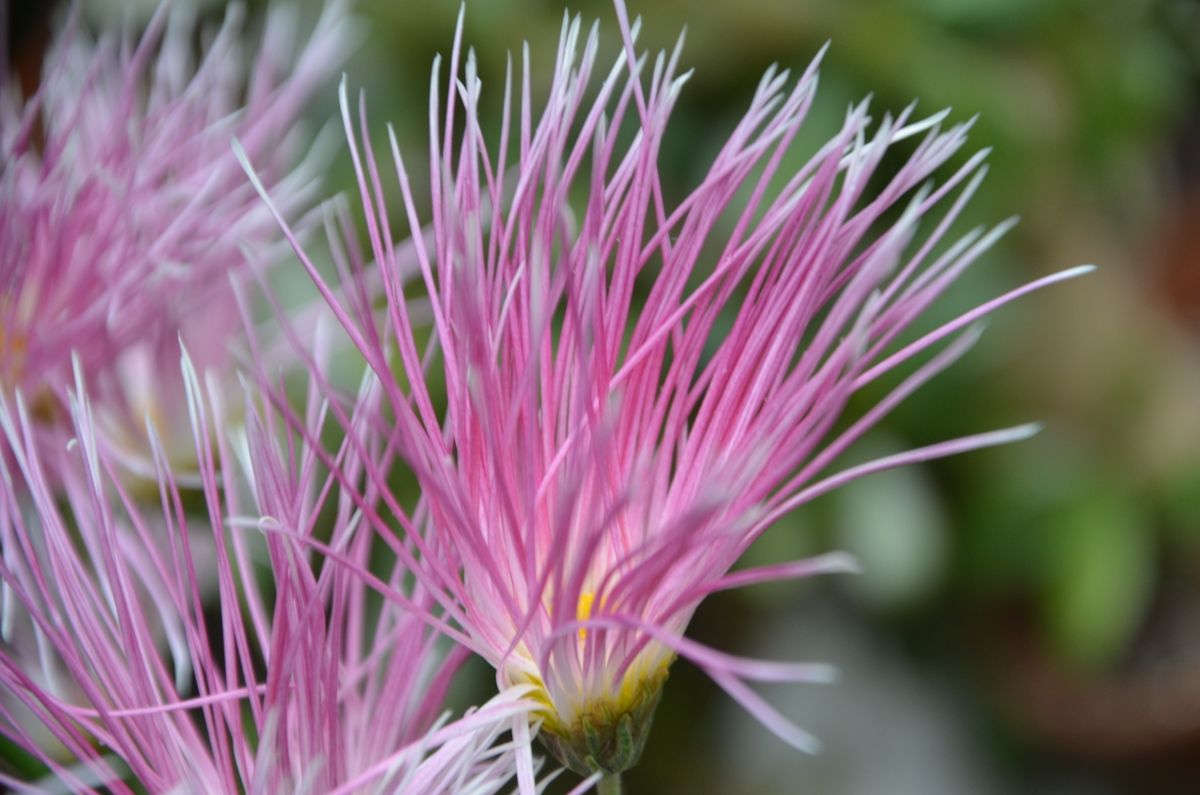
top-left (13, 0), bottom-right (1200, 792)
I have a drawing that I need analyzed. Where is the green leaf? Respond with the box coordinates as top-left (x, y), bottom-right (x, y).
top-left (1042, 488), bottom-right (1154, 669)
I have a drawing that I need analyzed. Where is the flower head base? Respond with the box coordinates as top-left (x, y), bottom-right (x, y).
top-left (246, 1), bottom-right (1092, 784)
top-left (532, 661), bottom-right (668, 777)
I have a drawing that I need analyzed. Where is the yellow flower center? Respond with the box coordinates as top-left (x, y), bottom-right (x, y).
top-left (576, 591), bottom-right (597, 640)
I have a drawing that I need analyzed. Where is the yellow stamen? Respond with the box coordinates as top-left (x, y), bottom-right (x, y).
top-left (576, 591), bottom-right (597, 640)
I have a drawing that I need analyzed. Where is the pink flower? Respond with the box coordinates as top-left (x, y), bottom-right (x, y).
top-left (0, 2), bottom-right (351, 476)
top-left (0, 351), bottom-right (542, 795)
top-left (245, 2), bottom-right (1092, 786)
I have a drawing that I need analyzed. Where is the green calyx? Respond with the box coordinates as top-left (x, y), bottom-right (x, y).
top-left (537, 668), bottom-right (668, 778)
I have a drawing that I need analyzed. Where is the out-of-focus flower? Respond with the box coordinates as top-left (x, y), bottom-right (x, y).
top-left (244, 2), bottom-right (1091, 788)
top-left (0, 2), bottom-right (351, 477)
top-left (0, 349), bottom-right (542, 795)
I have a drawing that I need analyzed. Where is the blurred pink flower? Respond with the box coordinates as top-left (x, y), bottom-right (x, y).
top-left (0, 2), bottom-right (350, 476)
top-left (0, 351), bottom-right (543, 795)
top-left (245, 1), bottom-right (1091, 785)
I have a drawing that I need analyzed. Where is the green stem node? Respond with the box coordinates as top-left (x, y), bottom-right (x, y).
top-left (597, 773), bottom-right (622, 795)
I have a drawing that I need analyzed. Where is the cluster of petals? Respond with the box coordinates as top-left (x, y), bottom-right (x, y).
top-left (0, 5), bottom-right (550, 794)
top-left (0, 0), bottom-right (1094, 790)
top-left (0, 1), bottom-right (350, 474)
top-left (0, 351), bottom-right (541, 795)
top-left (246, 0), bottom-right (1091, 772)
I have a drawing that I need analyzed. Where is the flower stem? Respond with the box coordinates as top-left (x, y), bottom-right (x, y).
top-left (597, 773), bottom-right (622, 795)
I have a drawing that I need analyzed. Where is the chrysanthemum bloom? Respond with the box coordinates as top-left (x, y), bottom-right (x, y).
top-left (0, 2), bottom-right (350, 477)
top-left (0, 349), bottom-right (552, 795)
top-left (245, 3), bottom-right (1092, 789)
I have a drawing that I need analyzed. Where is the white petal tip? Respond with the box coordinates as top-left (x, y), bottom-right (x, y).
top-left (805, 664), bottom-right (841, 685)
top-left (828, 552), bottom-right (864, 576)
top-left (1007, 422), bottom-right (1044, 442)
top-left (1063, 263), bottom-right (1098, 278)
